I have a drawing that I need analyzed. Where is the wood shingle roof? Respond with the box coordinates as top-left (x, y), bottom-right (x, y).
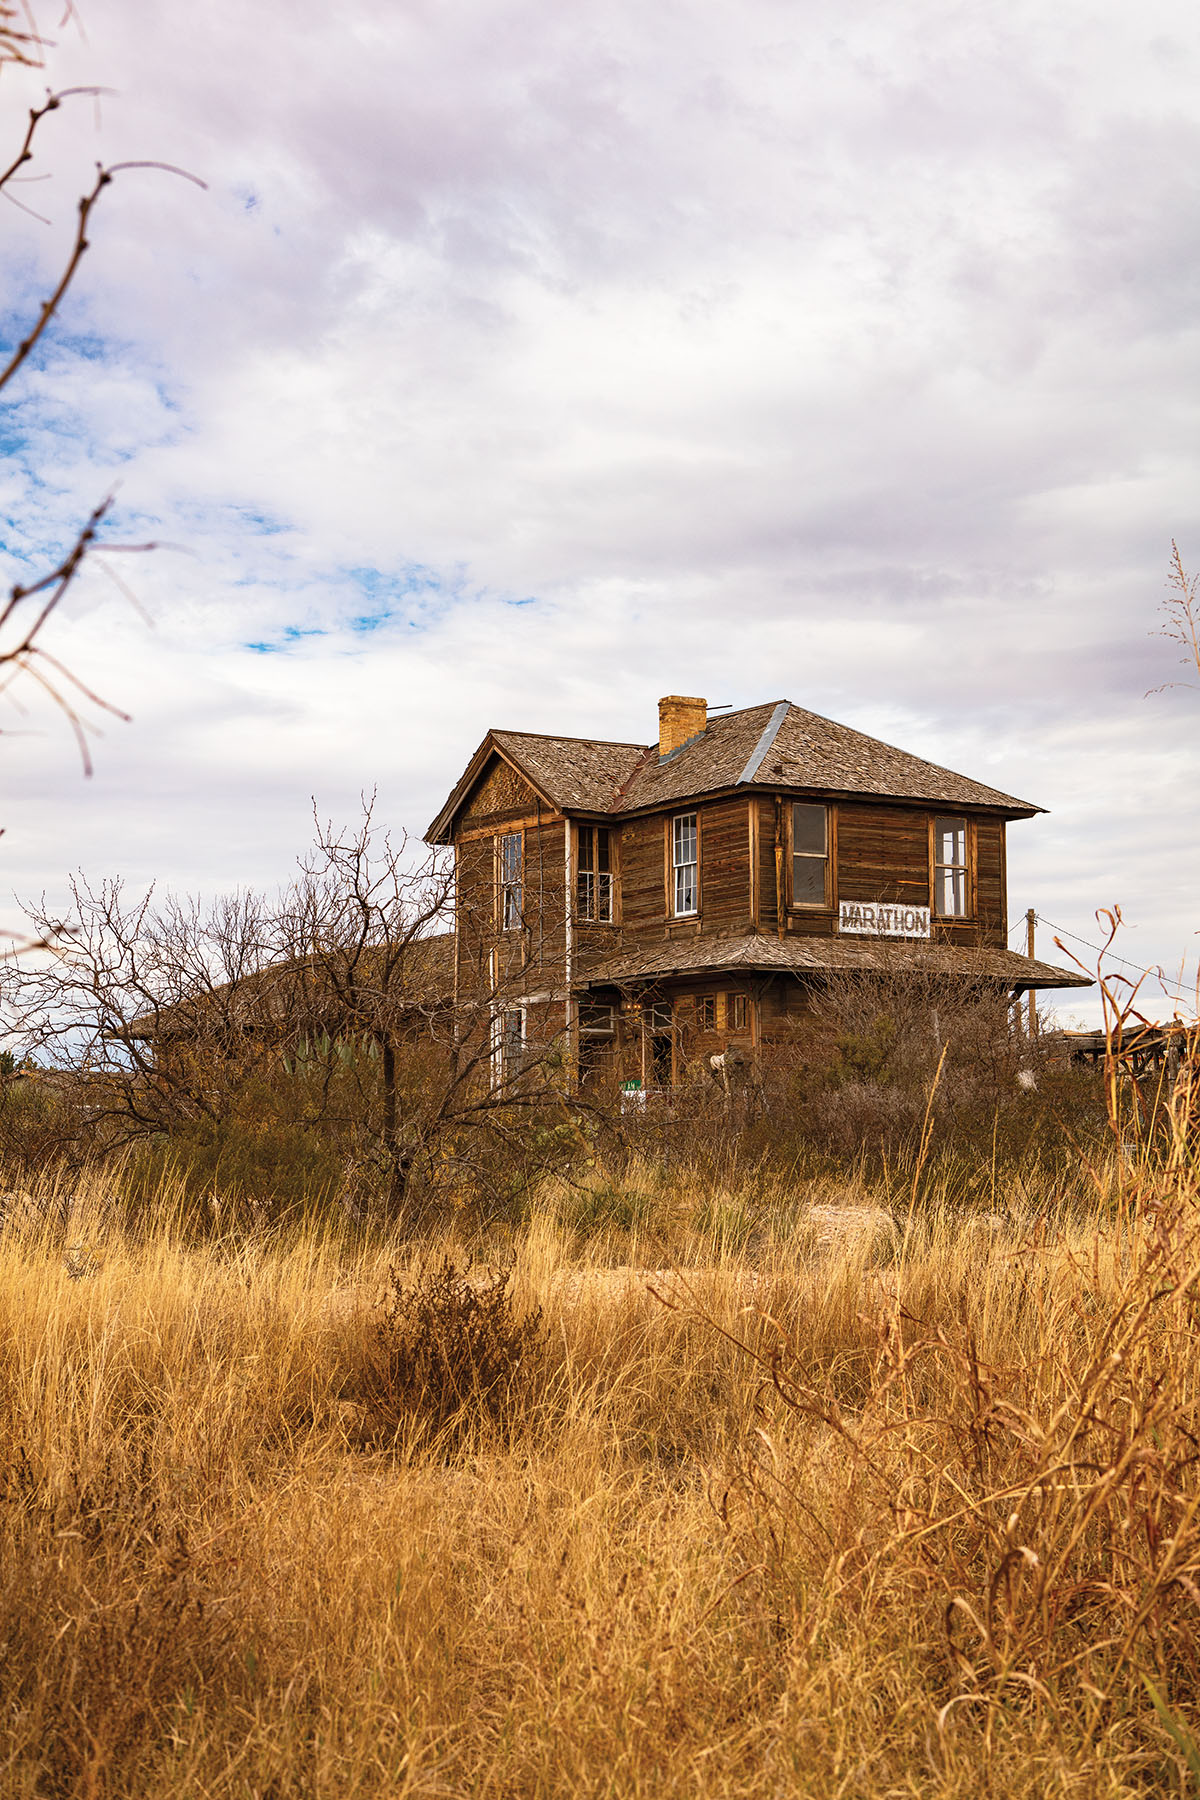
top-left (427, 700), bottom-right (1040, 840)
top-left (575, 933), bottom-right (1089, 991)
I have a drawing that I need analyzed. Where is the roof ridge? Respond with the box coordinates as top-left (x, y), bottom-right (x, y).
top-left (492, 727), bottom-right (649, 749)
top-left (737, 699), bottom-right (791, 784)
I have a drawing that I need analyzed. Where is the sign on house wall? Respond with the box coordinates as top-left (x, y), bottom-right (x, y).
top-left (838, 901), bottom-right (931, 939)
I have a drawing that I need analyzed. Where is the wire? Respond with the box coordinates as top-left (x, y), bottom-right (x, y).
top-left (1031, 912), bottom-right (1197, 1010)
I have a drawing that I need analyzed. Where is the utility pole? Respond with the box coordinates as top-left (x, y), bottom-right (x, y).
top-left (1025, 908), bottom-right (1037, 1038)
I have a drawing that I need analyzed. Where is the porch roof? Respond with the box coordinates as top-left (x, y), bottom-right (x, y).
top-left (574, 933), bottom-right (1090, 992)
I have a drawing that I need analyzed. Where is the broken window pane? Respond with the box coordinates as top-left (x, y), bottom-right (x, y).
top-left (672, 813), bottom-right (698, 916)
top-left (498, 831), bottom-right (523, 929)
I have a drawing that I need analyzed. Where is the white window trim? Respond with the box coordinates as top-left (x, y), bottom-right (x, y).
top-left (498, 830), bottom-right (523, 931)
top-left (671, 812), bottom-right (698, 918)
top-left (933, 816), bottom-right (971, 920)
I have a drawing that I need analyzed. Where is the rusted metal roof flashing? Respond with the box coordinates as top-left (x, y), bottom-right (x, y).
top-left (737, 700), bottom-right (790, 784)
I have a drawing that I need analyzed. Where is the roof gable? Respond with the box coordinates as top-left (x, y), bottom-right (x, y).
top-left (426, 730), bottom-right (647, 842)
top-left (459, 754), bottom-right (545, 828)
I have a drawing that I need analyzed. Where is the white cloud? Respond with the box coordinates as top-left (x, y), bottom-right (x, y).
top-left (2, 0), bottom-right (1199, 1022)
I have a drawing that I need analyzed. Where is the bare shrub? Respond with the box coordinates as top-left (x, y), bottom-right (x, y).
top-left (357, 1256), bottom-right (546, 1449)
top-left (752, 966), bottom-right (1107, 1174)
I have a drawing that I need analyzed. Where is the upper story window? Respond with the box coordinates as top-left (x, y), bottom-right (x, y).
top-left (933, 817), bottom-right (969, 918)
top-left (577, 825), bottom-right (614, 922)
top-left (791, 802), bottom-right (829, 907)
top-left (671, 813), bottom-right (698, 917)
top-left (497, 830), bottom-right (523, 929)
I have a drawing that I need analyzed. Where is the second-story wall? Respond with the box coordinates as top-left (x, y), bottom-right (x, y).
top-left (619, 795), bottom-right (756, 937)
top-left (450, 758), bottom-right (1010, 976)
top-left (618, 793), bottom-right (1007, 948)
top-left (767, 796), bottom-right (1007, 946)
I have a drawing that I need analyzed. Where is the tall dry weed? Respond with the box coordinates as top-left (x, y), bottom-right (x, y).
top-left (2, 1147), bottom-right (1200, 1795)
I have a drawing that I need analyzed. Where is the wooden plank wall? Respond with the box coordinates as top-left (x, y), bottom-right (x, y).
top-left (618, 799), bottom-right (755, 936)
top-left (453, 797), bottom-right (568, 997)
top-left (755, 797), bottom-right (780, 931)
top-left (975, 819), bottom-right (1006, 945)
top-left (618, 815), bottom-right (666, 933)
top-left (700, 796), bottom-right (752, 929)
top-left (836, 804), bottom-right (929, 907)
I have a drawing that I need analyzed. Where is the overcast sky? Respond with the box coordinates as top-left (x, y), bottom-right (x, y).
top-left (2, 0), bottom-right (1198, 1024)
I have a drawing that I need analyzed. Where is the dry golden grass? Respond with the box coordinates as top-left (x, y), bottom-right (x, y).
top-left (3, 1156), bottom-right (1200, 1798)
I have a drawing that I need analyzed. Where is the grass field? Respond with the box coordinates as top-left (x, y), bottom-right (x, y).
top-left (3, 1150), bottom-right (1200, 1798)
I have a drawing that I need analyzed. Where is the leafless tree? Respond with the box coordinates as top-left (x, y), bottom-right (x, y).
top-left (1, 14), bottom-right (203, 778)
top-left (6, 802), bottom-right (579, 1228)
top-left (266, 801), bottom-right (584, 1227)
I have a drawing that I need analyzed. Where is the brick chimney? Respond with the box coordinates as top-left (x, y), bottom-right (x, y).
top-left (658, 695), bottom-right (707, 759)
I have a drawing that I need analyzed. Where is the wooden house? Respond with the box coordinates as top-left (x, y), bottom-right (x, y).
top-left (426, 695), bottom-right (1089, 1089)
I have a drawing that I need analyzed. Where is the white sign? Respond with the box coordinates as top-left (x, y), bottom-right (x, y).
top-left (839, 901), bottom-right (930, 939)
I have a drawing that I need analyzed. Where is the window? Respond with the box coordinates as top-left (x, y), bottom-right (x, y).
top-left (791, 802), bottom-right (829, 907)
top-left (578, 1000), bottom-right (616, 1083)
top-left (579, 999), bottom-right (615, 1037)
top-left (644, 1001), bottom-right (674, 1086)
top-left (577, 826), bottom-right (614, 922)
top-left (726, 992), bottom-right (748, 1031)
top-left (933, 817), bottom-right (969, 918)
top-left (695, 994), bottom-right (716, 1031)
top-left (498, 1007), bottom-right (525, 1077)
top-left (671, 813), bottom-right (698, 916)
top-left (498, 831), bottom-right (523, 929)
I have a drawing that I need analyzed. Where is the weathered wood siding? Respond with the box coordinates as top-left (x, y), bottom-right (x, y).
top-left (615, 799), bottom-right (754, 937)
top-left (976, 818), bottom-right (1006, 945)
top-left (617, 815), bottom-right (666, 933)
top-left (453, 789), bottom-right (568, 1002)
top-left (836, 804), bottom-right (930, 909)
top-left (756, 797), bottom-right (781, 932)
top-left (700, 796), bottom-right (752, 929)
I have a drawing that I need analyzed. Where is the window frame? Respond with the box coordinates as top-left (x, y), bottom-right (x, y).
top-left (726, 992), bottom-right (748, 1032)
top-left (642, 999), bottom-right (676, 1088)
top-left (695, 993), bottom-right (717, 1032)
top-left (497, 829), bottom-right (523, 931)
top-left (931, 815), bottom-right (973, 920)
top-left (497, 1005), bottom-right (525, 1080)
top-left (788, 800), bottom-right (832, 910)
top-left (670, 811), bottom-right (699, 918)
top-left (579, 999), bottom-right (616, 1038)
top-left (576, 824), bottom-right (615, 924)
